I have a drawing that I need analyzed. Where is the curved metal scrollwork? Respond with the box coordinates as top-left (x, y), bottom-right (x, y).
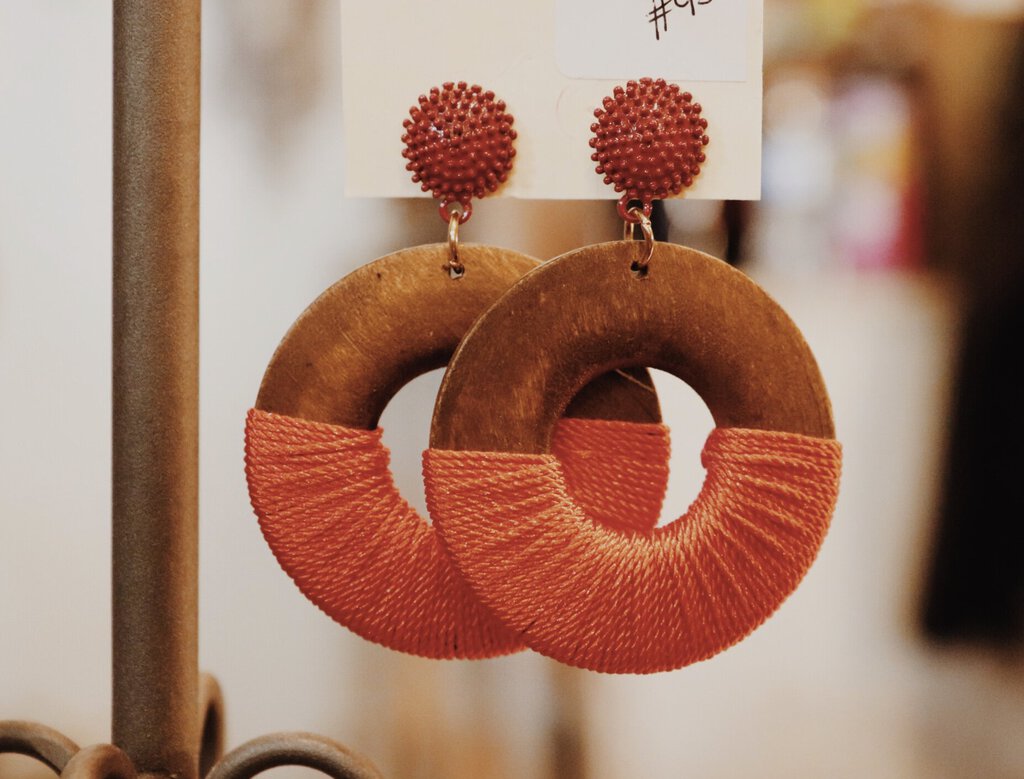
top-left (3, 684), bottom-right (382, 779)
top-left (60, 744), bottom-right (136, 779)
top-left (206, 733), bottom-right (383, 779)
top-left (1, 724), bottom-right (136, 779)
top-left (0, 720), bottom-right (81, 775)
top-left (199, 673), bottom-right (226, 777)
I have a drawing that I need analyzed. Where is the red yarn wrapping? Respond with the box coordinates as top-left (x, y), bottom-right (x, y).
top-left (423, 428), bottom-right (842, 673)
top-left (551, 416), bottom-right (670, 533)
top-left (244, 408), bottom-right (670, 659)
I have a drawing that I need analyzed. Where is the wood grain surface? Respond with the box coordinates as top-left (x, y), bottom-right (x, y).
top-left (256, 243), bottom-right (661, 428)
top-left (431, 240), bottom-right (835, 453)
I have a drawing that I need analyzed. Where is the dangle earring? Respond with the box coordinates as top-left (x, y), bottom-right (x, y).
top-left (424, 78), bottom-right (843, 673)
top-left (244, 82), bottom-right (674, 660)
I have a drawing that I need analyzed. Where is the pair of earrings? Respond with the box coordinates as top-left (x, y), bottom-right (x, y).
top-left (245, 79), bottom-right (842, 674)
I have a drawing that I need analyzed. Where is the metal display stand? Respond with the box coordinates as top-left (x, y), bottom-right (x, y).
top-left (0, 5), bottom-right (380, 778)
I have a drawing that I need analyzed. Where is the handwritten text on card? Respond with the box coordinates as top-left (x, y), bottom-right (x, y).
top-left (648, 0), bottom-right (716, 42)
top-left (556, 0), bottom-right (749, 82)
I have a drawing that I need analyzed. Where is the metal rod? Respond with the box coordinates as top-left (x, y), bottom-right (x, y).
top-left (112, 3), bottom-right (201, 778)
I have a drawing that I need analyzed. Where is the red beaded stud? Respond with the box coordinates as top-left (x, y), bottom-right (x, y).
top-left (589, 77), bottom-right (710, 221)
top-left (402, 81), bottom-right (517, 224)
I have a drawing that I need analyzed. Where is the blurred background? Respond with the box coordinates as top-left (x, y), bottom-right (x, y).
top-left (2, 1), bottom-right (1023, 777)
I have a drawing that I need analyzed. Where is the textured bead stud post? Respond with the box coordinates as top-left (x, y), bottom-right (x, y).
top-left (589, 77), bottom-right (709, 221)
top-left (401, 81), bottom-right (517, 224)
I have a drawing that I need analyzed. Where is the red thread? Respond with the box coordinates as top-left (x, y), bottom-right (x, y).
top-left (423, 428), bottom-right (842, 673)
top-left (244, 408), bottom-right (670, 659)
top-left (552, 417), bottom-right (671, 533)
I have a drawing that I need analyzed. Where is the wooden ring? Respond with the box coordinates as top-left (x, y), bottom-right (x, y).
top-left (431, 241), bottom-right (833, 451)
top-left (247, 243), bottom-right (675, 659)
top-left (424, 241), bottom-right (840, 672)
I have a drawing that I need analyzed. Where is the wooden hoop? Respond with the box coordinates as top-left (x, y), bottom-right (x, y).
top-left (256, 243), bottom-right (661, 426)
top-left (430, 241), bottom-right (834, 453)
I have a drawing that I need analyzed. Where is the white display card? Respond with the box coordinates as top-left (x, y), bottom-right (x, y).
top-left (341, 0), bottom-right (763, 201)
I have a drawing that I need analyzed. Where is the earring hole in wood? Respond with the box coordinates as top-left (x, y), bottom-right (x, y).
top-left (630, 259), bottom-right (649, 278)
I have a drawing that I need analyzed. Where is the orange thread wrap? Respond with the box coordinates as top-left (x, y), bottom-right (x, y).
top-left (423, 428), bottom-right (842, 673)
top-left (244, 408), bottom-right (671, 659)
top-left (552, 416), bottom-right (671, 533)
